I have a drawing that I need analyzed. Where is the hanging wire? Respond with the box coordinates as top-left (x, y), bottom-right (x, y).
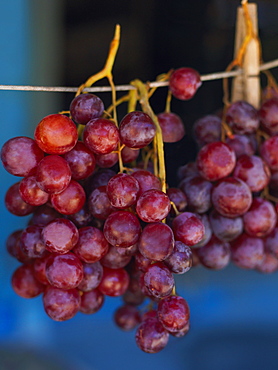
top-left (0, 59), bottom-right (277, 93)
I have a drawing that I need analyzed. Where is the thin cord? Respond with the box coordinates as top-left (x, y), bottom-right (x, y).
top-left (0, 59), bottom-right (277, 93)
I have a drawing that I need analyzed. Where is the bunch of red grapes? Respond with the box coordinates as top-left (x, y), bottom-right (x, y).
top-left (1, 67), bottom-right (203, 354)
top-left (185, 95), bottom-right (278, 274)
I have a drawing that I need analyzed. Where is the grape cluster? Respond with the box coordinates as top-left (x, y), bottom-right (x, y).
top-left (178, 95), bottom-right (278, 274)
top-left (1, 67), bottom-right (203, 354)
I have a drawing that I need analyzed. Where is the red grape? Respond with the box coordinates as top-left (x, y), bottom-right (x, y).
top-left (73, 226), bottom-right (109, 263)
top-left (197, 141), bottom-right (236, 181)
top-left (19, 175), bottom-right (49, 206)
top-left (119, 111), bottom-right (156, 149)
top-left (136, 189), bottom-right (171, 223)
top-left (135, 317), bottom-right (169, 354)
top-left (1, 136), bottom-right (44, 177)
top-left (169, 67), bottom-right (202, 100)
top-left (225, 100), bottom-right (259, 134)
top-left (211, 177), bottom-right (252, 218)
top-left (36, 155), bottom-right (71, 194)
top-left (70, 93), bottom-right (104, 125)
top-left (42, 218), bottom-right (79, 254)
top-left (5, 182), bottom-right (36, 216)
top-left (157, 295), bottom-right (190, 332)
top-left (157, 112), bottom-right (185, 143)
top-left (107, 173), bottom-right (140, 208)
top-left (98, 266), bottom-right (130, 297)
top-left (11, 263), bottom-right (44, 298)
top-left (197, 235), bottom-right (231, 270)
top-left (172, 212), bottom-right (205, 246)
top-left (83, 118), bottom-right (120, 154)
top-left (103, 211), bottom-right (141, 248)
top-left (164, 241), bottom-right (192, 274)
top-left (138, 222), bottom-right (174, 261)
top-left (45, 252), bottom-right (84, 289)
top-left (63, 141), bottom-right (96, 180)
top-left (50, 180), bottom-right (86, 215)
top-left (43, 286), bottom-right (80, 321)
top-left (79, 289), bottom-right (104, 314)
top-left (35, 114), bottom-right (78, 154)
top-left (114, 304), bottom-right (141, 331)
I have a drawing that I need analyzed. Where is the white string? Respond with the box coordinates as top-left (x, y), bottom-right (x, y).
top-left (0, 59), bottom-right (277, 93)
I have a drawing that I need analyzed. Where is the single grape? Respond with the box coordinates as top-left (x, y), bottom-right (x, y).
top-left (192, 115), bottom-right (221, 147)
top-left (157, 112), bottom-right (185, 143)
top-left (143, 262), bottom-right (174, 298)
top-left (209, 209), bottom-right (243, 242)
top-left (119, 111), bottom-right (156, 149)
top-left (179, 176), bottom-right (212, 214)
top-left (19, 175), bottom-right (49, 206)
top-left (172, 212), bottom-right (205, 246)
top-left (78, 262), bottom-right (103, 292)
top-left (233, 154), bottom-right (270, 192)
top-left (197, 235), bottom-right (231, 270)
top-left (88, 186), bottom-right (116, 220)
top-left (136, 189), bottom-right (171, 223)
top-left (45, 252), bottom-right (84, 289)
top-left (164, 241), bottom-right (192, 274)
top-left (225, 100), bottom-right (259, 134)
top-left (43, 286), bottom-right (80, 321)
top-left (107, 173), bottom-right (140, 209)
top-left (100, 244), bottom-right (132, 269)
top-left (1, 136), bottom-right (44, 177)
top-left (50, 180), bottom-right (86, 215)
top-left (135, 317), bottom-right (169, 354)
top-left (138, 222), bottom-right (174, 261)
top-left (83, 118), bottom-right (120, 154)
top-left (211, 177), bottom-right (252, 218)
top-left (243, 197), bottom-right (277, 237)
top-left (70, 93), bottom-right (105, 125)
top-left (36, 155), bottom-right (72, 194)
top-left (98, 266), bottom-right (130, 297)
top-left (157, 295), bottom-right (190, 332)
top-left (11, 263), bottom-right (44, 298)
top-left (20, 225), bottom-right (47, 258)
top-left (114, 304), bottom-right (141, 331)
top-left (42, 218), bottom-right (79, 254)
top-left (63, 141), bottom-right (96, 180)
top-left (103, 211), bottom-right (141, 248)
top-left (79, 288), bottom-right (104, 314)
top-left (34, 114), bottom-right (78, 155)
top-left (5, 182), bottom-right (36, 216)
top-left (197, 141), bottom-right (236, 181)
top-left (73, 226), bottom-right (109, 263)
top-left (231, 233), bottom-right (265, 269)
top-left (169, 67), bottom-right (202, 100)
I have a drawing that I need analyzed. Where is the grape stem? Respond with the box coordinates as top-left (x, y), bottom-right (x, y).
top-left (131, 79), bottom-right (167, 193)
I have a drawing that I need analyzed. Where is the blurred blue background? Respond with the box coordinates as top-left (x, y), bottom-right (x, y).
top-left (1, 1), bottom-right (278, 369)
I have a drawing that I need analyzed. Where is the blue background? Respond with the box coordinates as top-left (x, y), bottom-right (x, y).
top-left (1, 1), bottom-right (278, 369)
